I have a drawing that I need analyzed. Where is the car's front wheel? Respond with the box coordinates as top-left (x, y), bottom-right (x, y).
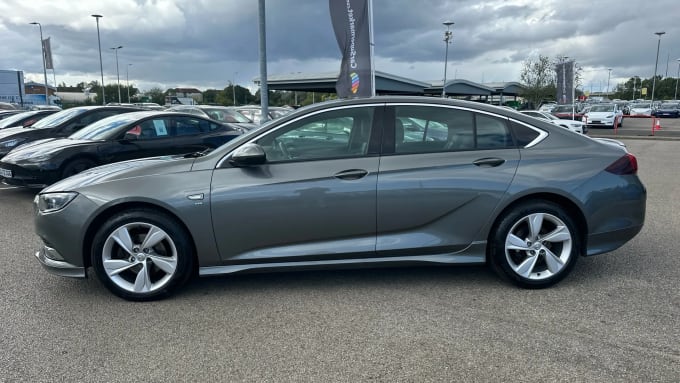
top-left (91, 209), bottom-right (194, 301)
top-left (489, 201), bottom-right (579, 288)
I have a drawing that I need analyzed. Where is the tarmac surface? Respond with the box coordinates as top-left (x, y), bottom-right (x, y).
top-left (0, 136), bottom-right (678, 382)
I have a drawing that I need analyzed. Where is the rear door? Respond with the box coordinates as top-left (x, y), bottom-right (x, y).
top-left (376, 104), bottom-right (520, 254)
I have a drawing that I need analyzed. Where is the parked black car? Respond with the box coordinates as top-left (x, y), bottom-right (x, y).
top-left (654, 103), bottom-right (680, 118)
top-left (0, 110), bottom-right (58, 130)
top-left (0, 111), bottom-right (242, 187)
top-left (0, 106), bottom-right (142, 157)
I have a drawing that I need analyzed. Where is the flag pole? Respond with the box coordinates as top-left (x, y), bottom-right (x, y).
top-left (368, 0), bottom-right (375, 97)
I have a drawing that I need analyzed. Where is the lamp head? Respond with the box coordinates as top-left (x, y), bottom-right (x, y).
top-left (654, 31), bottom-right (665, 37)
top-left (443, 21), bottom-right (454, 28)
top-left (92, 14), bottom-right (102, 18)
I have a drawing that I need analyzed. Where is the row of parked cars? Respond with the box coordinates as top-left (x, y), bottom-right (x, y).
top-left (0, 105), bottom-right (293, 188)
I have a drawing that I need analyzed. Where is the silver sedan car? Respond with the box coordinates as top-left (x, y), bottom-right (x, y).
top-left (33, 97), bottom-right (646, 300)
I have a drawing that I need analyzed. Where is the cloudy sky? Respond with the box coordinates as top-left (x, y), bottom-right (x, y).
top-left (1, 0), bottom-right (679, 94)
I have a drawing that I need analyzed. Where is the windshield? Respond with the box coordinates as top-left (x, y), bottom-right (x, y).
top-left (552, 106), bottom-right (573, 113)
top-left (0, 111), bottom-right (37, 129)
top-left (70, 114), bottom-right (139, 140)
top-left (590, 105), bottom-right (614, 112)
top-left (203, 108), bottom-right (252, 123)
top-left (30, 108), bottom-right (88, 129)
top-left (630, 103), bottom-right (651, 109)
top-left (660, 103), bottom-right (679, 109)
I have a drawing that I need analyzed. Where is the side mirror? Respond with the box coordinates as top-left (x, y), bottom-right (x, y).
top-left (228, 143), bottom-right (266, 167)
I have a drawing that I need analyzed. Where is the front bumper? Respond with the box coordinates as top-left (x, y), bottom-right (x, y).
top-left (0, 161), bottom-right (59, 188)
top-left (35, 246), bottom-right (86, 278)
top-left (34, 193), bottom-right (101, 277)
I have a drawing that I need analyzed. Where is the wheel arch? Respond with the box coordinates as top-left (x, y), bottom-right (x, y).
top-left (82, 201), bottom-right (199, 272)
top-left (59, 154), bottom-right (100, 173)
top-left (488, 192), bottom-right (588, 257)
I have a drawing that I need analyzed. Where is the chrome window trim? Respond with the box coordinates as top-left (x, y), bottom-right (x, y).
top-left (216, 103), bottom-right (385, 168)
top-left (388, 102), bottom-right (548, 149)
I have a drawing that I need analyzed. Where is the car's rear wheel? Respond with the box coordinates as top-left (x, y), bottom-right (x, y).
top-left (91, 209), bottom-right (194, 301)
top-left (489, 201), bottom-right (579, 288)
top-left (62, 158), bottom-right (96, 179)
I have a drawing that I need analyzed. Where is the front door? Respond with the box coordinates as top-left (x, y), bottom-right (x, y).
top-left (210, 105), bottom-right (382, 264)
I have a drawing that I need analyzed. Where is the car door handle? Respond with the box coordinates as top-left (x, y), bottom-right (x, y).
top-left (473, 158), bottom-right (505, 167)
top-left (334, 169), bottom-right (369, 180)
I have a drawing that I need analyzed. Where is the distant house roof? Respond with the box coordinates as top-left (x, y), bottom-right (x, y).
top-left (482, 82), bottom-right (525, 96)
top-left (169, 88), bottom-right (202, 94)
top-left (25, 81), bottom-right (57, 91)
top-left (255, 71), bottom-right (431, 95)
top-left (425, 79), bottom-right (495, 96)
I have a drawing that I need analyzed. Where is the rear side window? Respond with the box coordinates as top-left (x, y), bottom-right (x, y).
top-left (392, 105), bottom-right (514, 154)
top-left (510, 121), bottom-right (541, 147)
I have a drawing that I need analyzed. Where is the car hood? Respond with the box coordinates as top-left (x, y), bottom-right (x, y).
top-left (630, 108), bottom-right (651, 112)
top-left (657, 107), bottom-right (678, 112)
top-left (3, 138), bottom-right (91, 163)
top-left (42, 155), bottom-right (196, 192)
top-left (0, 126), bottom-right (31, 141)
top-left (587, 111), bottom-right (615, 117)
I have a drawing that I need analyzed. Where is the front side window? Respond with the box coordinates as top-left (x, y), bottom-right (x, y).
top-left (256, 107), bottom-right (374, 162)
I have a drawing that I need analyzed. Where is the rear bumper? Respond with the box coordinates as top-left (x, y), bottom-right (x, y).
top-left (585, 224), bottom-right (643, 256)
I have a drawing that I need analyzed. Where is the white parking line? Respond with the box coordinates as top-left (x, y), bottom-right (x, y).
top-left (0, 186), bottom-right (19, 190)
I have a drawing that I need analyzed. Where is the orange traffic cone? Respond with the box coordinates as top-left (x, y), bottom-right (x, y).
top-left (654, 118), bottom-right (662, 130)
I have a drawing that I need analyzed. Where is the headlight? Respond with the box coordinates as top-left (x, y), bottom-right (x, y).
top-left (36, 192), bottom-right (78, 213)
top-left (0, 138), bottom-right (23, 148)
top-left (606, 115), bottom-right (614, 118)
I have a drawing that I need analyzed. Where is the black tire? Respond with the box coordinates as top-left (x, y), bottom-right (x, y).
top-left (488, 200), bottom-right (579, 289)
top-left (91, 209), bottom-right (194, 301)
top-left (62, 158), bottom-right (96, 179)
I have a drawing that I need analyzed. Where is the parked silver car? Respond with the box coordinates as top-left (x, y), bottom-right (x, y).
top-left (33, 97), bottom-right (646, 300)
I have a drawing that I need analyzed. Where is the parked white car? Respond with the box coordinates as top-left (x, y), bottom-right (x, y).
top-left (519, 110), bottom-right (586, 134)
top-left (582, 104), bottom-right (623, 129)
top-left (628, 103), bottom-right (653, 117)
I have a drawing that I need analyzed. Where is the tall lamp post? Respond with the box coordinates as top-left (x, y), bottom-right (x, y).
top-left (674, 58), bottom-right (680, 100)
top-left (92, 15), bottom-right (105, 105)
top-left (110, 46), bottom-right (123, 103)
top-left (606, 68), bottom-right (612, 98)
top-left (29, 22), bottom-right (49, 105)
top-left (650, 31), bottom-right (665, 107)
top-left (441, 21), bottom-right (454, 98)
top-left (126, 64), bottom-right (132, 102)
top-left (232, 72), bottom-right (238, 106)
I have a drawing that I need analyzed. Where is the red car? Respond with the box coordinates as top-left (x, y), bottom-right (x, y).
top-left (551, 105), bottom-right (583, 120)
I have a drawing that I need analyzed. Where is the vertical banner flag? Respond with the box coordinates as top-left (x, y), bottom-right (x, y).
top-left (42, 37), bottom-right (53, 70)
top-left (329, 0), bottom-right (373, 98)
top-left (555, 60), bottom-right (575, 104)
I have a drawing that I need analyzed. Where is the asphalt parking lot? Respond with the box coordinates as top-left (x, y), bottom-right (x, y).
top-left (1, 138), bottom-right (679, 382)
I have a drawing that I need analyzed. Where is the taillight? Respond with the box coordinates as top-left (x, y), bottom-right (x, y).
top-left (606, 153), bottom-right (638, 175)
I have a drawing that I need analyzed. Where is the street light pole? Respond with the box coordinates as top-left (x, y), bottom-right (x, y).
top-left (675, 59), bottom-right (680, 101)
top-left (29, 22), bottom-right (49, 105)
top-left (651, 31), bottom-right (665, 107)
top-left (233, 72), bottom-right (238, 106)
top-left (606, 68), bottom-right (612, 98)
top-left (441, 21), bottom-right (454, 98)
top-left (110, 46), bottom-right (123, 103)
top-left (92, 15), bottom-right (105, 105)
top-left (126, 64), bottom-right (132, 102)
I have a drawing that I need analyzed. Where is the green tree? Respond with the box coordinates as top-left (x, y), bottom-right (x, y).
top-left (520, 54), bottom-right (556, 108)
